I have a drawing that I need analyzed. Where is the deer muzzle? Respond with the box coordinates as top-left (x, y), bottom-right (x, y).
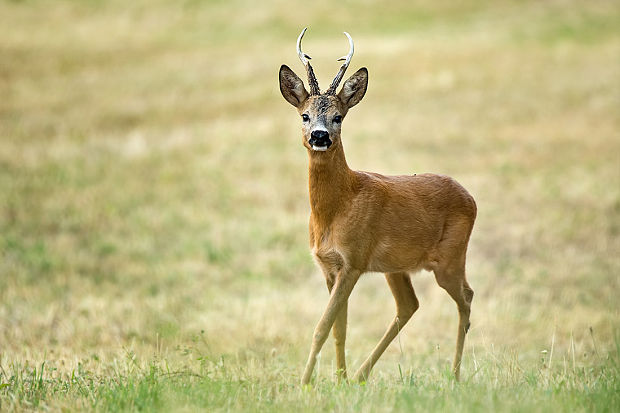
top-left (309, 130), bottom-right (332, 151)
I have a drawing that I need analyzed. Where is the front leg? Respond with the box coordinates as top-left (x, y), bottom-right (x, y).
top-left (325, 276), bottom-right (348, 381)
top-left (301, 269), bottom-right (360, 385)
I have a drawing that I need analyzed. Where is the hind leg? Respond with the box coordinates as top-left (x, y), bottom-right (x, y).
top-left (434, 254), bottom-right (474, 381)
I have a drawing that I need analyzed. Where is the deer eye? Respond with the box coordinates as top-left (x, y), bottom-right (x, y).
top-left (302, 114), bottom-right (310, 122)
top-left (333, 115), bottom-right (342, 124)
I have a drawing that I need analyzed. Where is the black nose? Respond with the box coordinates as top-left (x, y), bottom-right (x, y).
top-left (311, 130), bottom-right (329, 140)
top-left (309, 130), bottom-right (332, 149)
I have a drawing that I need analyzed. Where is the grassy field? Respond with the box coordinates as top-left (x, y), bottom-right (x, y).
top-left (1, 0), bottom-right (619, 411)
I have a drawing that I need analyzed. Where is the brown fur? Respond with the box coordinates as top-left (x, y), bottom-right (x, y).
top-left (279, 56), bottom-right (476, 385)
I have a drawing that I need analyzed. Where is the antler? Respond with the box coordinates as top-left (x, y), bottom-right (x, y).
top-left (297, 27), bottom-right (320, 95)
top-left (326, 31), bottom-right (354, 95)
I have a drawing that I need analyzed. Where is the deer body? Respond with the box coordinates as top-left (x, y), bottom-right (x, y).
top-left (280, 29), bottom-right (476, 385)
top-left (310, 166), bottom-right (475, 275)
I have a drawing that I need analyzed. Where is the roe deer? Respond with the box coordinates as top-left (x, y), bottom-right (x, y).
top-left (279, 28), bottom-right (477, 385)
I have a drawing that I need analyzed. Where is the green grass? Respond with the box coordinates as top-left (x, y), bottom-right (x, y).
top-left (1, 0), bottom-right (619, 411)
top-left (3, 340), bottom-right (619, 412)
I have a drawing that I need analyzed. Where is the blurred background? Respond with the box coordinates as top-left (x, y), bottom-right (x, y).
top-left (1, 0), bottom-right (618, 390)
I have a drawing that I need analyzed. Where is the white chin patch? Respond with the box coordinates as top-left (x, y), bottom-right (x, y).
top-left (311, 145), bottom-right (329, 151)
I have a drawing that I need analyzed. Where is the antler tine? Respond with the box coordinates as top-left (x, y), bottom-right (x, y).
top-left (297, 27), bottom-right (321, 95)
top-left (327, 31), bottom-right (354, 95)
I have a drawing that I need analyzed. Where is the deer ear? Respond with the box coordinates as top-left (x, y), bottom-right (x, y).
top-left (338, 67), bottom-right (368, 109)
top-left (279, 65), bottom-right (309, 108)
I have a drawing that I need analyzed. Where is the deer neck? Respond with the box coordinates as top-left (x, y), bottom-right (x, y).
top-left (308, 142), bottom-right (355, 226)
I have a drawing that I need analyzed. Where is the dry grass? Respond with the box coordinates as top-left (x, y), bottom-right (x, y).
top-left (0, 0), bottom-right (619, 411)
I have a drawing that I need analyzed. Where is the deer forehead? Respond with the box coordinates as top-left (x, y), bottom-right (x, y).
top-left (301, 95), bottom-right (345, 117)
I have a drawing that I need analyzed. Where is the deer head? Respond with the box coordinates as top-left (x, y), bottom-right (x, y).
top-left (279, 28), bottom-right (368, 153)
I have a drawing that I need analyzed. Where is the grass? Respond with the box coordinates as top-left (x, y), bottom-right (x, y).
top-left (2, 344), bottom-right (619, 412)
top-left (2, 336), bottom-right (619, 412)
top-left (1, 0), bottom-right (619, 411)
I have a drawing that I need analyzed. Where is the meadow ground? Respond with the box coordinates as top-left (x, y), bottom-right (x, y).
top-left (1, 0), bottom-right (619, 411)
